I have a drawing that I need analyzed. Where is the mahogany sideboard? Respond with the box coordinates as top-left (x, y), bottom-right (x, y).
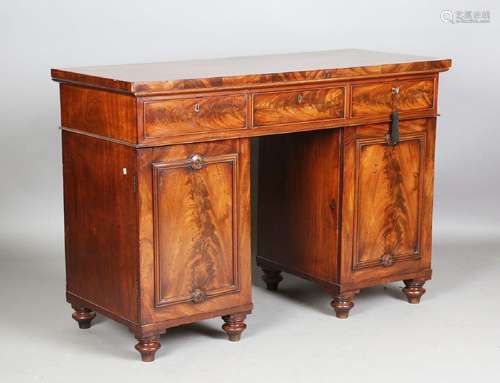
top-left (51, 49), bottom-right (451, 361)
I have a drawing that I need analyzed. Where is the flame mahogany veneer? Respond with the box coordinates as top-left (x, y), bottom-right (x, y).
top-left (51, 49), bottom-right (451, 362)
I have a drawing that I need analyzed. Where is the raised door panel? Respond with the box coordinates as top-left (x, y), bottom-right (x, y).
top-left (354, 134), bottom-right (423, 269)
top-left (341, 119), bottom-right (436, 285)
top-left (153, 153), bottom-right (238, 307)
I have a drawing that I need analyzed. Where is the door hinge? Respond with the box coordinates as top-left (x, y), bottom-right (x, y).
top-left (133, 175), bottom-right (138, 193)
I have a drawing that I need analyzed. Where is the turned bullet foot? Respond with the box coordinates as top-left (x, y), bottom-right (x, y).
top-left (72, 306), bottom-right (96, 329)
top-left (403, 279), bottom-right (426, 304)
top-left (261, 268), bottom-right (283, 291)
top-left (222, 313), bottom-right (247, 342)
top-left (135, 336), bottom-right (161, 362)
top-left (331, 291), bottom-right (357, 319)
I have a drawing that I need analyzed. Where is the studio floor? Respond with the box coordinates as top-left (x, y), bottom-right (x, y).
top-left (1, 232), bottom-right (499, 383)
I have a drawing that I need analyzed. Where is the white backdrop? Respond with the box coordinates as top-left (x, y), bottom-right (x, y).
top-left (1, 1), bottom-right (499, 382)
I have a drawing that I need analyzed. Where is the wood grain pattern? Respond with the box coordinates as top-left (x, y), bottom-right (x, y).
top-left (351, 82), bottom-right (394, 117)
top-left (351, 78), bottom-right (434, 117)
top-left (137, 139), bottom-right (252, 325)
top-left (340, 118), bottom-right (436, 286)
top-left (59, 75), bottom-right (439, 148)
top-left (60, 84), bottom-right (137, 143)
top-left (51, 49), bottom-right (451, 95)
top-left (144, 94), bottom-right (247, 138)
top-left (354, 133), bottom-right (424, 269)
top-left (62, 131), bottom-right (139, 323)
top-left (253, 87), bottom-right (345, 126)
top-left (397, 79), bottom-right (434, 111)
top-left (257, 129), bottom-right (341, 283)
top-left (152, 152), bottom-right (239, 306)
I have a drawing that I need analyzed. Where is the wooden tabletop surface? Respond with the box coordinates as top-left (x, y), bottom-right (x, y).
top-left (51, 49), bottom-right (452, 95)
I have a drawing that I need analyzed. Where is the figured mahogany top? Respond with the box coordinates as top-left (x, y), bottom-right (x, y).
top-left (51, 49), bottom-right (451, 95)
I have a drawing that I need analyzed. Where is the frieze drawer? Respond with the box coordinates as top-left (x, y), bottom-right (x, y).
top-left (143, 94), bottom-right (247, 138)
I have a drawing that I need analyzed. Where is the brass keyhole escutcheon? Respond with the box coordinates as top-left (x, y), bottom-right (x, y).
top-left (297, 94), bottom-right (303, 104)
top-left (194, 103), bottom-right (201, 113)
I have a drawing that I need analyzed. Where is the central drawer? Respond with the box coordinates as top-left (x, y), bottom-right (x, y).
top-left (143, 94), bottom-right (247, 138)
top-left (253, 86), bottom-right (346, 126)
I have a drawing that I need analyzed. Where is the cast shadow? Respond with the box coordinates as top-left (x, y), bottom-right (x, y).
top-left (249, 237), bottom-right (500, 316)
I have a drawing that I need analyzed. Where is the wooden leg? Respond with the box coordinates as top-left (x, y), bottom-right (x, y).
top-left (71, 305), bottom-right (96, 329)
top-left (135, 335), bottom-right (161, 362)
top-left (222, 313), bottom-right (247, 342)
top-left (261, 268), bottom-right (283, 291)
top-left (331, 291), bottom-right (357, 319)
top-left (403, 279), bottom-right (426, 304)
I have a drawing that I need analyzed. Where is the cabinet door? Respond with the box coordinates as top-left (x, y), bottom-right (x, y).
top-left (340, 118), bottom-right (436, 285)
top-left (137, 139), bottom-right (251, 323)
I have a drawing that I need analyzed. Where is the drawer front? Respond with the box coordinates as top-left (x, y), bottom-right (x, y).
top-left (144, 94), bottom-right (247, 138)
top-left (253, 87), bottom-right (345, 126)
top-left (351, 79), bottom-right (434, 118)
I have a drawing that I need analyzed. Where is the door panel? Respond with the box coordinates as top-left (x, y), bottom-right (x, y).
top-left (355, 134), bottom-right (424, 269)
top-left (137, 139), bottom-right (252, 323)
top-left (341, 118), bottom-right (436, 284)
top-left (152, 153), bottom-right (238, 306)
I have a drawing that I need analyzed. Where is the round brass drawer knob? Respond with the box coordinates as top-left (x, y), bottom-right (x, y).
top-left (189, 154), bottom-right (203, 170)
top-left (191, 289), bottom-right (207, 304)
top-left (380, 253), bottom-right (395, 267)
